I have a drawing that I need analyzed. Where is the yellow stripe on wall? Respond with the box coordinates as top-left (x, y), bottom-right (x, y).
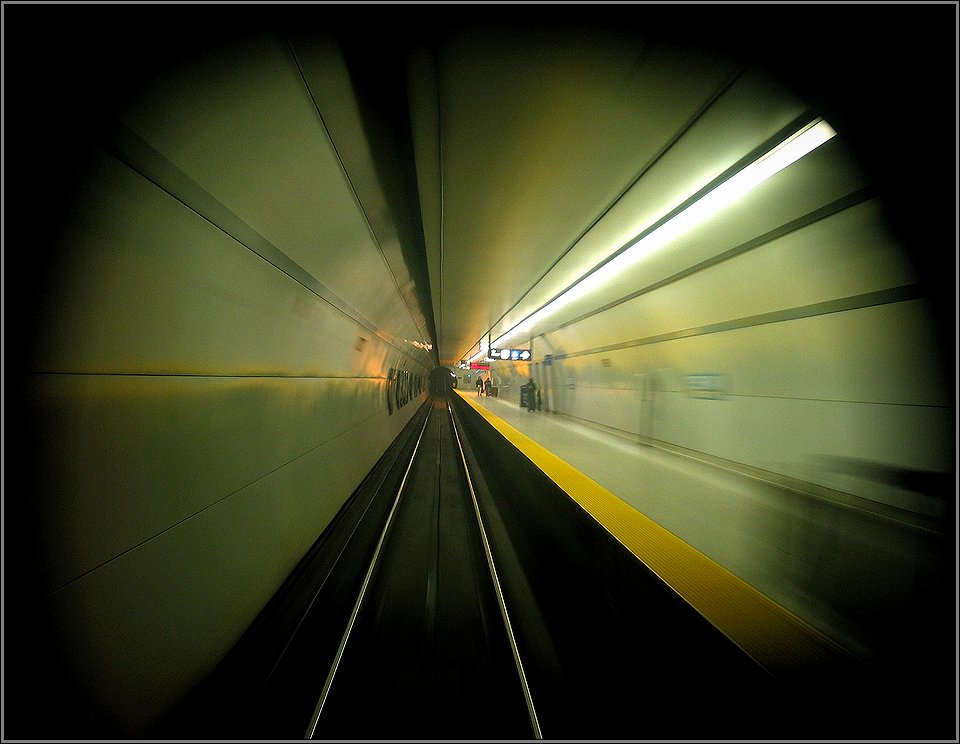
top-left (454, 390), bottom-right (855, 680)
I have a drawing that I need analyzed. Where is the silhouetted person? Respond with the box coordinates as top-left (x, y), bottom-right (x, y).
top-left (525, 378), bottom-right (536, 411)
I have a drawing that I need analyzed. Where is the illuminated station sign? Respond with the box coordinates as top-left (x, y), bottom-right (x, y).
top-left (487, 348), bottom-right (531, 361)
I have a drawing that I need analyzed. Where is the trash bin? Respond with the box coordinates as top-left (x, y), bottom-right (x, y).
top-left (520, 384), bottom-right (530, 409)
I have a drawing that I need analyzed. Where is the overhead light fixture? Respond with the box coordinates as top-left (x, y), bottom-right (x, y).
top-left (466, 340), bottom-right (490, 365)
top-left (480, 117), bottom-right (836, 353)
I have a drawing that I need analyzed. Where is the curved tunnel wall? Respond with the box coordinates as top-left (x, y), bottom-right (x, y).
top-left (13, 28), bottom-right (432, 737)
top-left (494, 203), bottom-right (951, 519)
top-left (485, 74), bottom-right (952, 520)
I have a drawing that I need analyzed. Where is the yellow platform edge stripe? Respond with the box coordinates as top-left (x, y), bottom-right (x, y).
top-left (454, 390), bottom-right (856, 679)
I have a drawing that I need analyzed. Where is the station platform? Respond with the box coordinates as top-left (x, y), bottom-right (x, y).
top-left (454, 388), bottom-right (950, 669)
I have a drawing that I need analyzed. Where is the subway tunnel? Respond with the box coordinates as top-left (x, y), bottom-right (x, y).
top-left (3, 3), bottom-right (957, 741)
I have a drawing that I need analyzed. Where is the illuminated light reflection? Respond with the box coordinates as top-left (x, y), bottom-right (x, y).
top-left (484, 118), bottom-right (836, 352)
top-left (405, 339), bottom-right (434, 351)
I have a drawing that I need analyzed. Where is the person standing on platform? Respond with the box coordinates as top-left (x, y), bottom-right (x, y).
top-left (484, 377), bottom-right (492, 397)
top-left (475, 375), bottom-right (484, 396)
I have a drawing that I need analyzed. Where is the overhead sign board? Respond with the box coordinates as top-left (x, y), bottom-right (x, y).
top-left (487, 348), bottom-right (531, 361)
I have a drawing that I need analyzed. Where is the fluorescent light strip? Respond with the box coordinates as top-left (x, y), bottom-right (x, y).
top-left (480, 118), bottom-right (836, 353)
top-left (466, 340), bottom-right (490, 365)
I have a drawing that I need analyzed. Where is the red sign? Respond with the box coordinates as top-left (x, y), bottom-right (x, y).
top-left (469, 363), bottom-right (490, 370)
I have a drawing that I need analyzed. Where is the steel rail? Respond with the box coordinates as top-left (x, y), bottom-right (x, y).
top-left (447, 401), bottom-right (542, 739)
top-left (303, 411), bottom-right (432, 739)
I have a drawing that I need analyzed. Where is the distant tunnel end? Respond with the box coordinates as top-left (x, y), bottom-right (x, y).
top-left (429, 366), bottom-right (458, 397)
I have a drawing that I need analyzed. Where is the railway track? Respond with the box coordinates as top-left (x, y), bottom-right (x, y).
top-left (304, 396), bottom-right (540, 739)
top-left (162, 391), bottom-right (898, 740)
